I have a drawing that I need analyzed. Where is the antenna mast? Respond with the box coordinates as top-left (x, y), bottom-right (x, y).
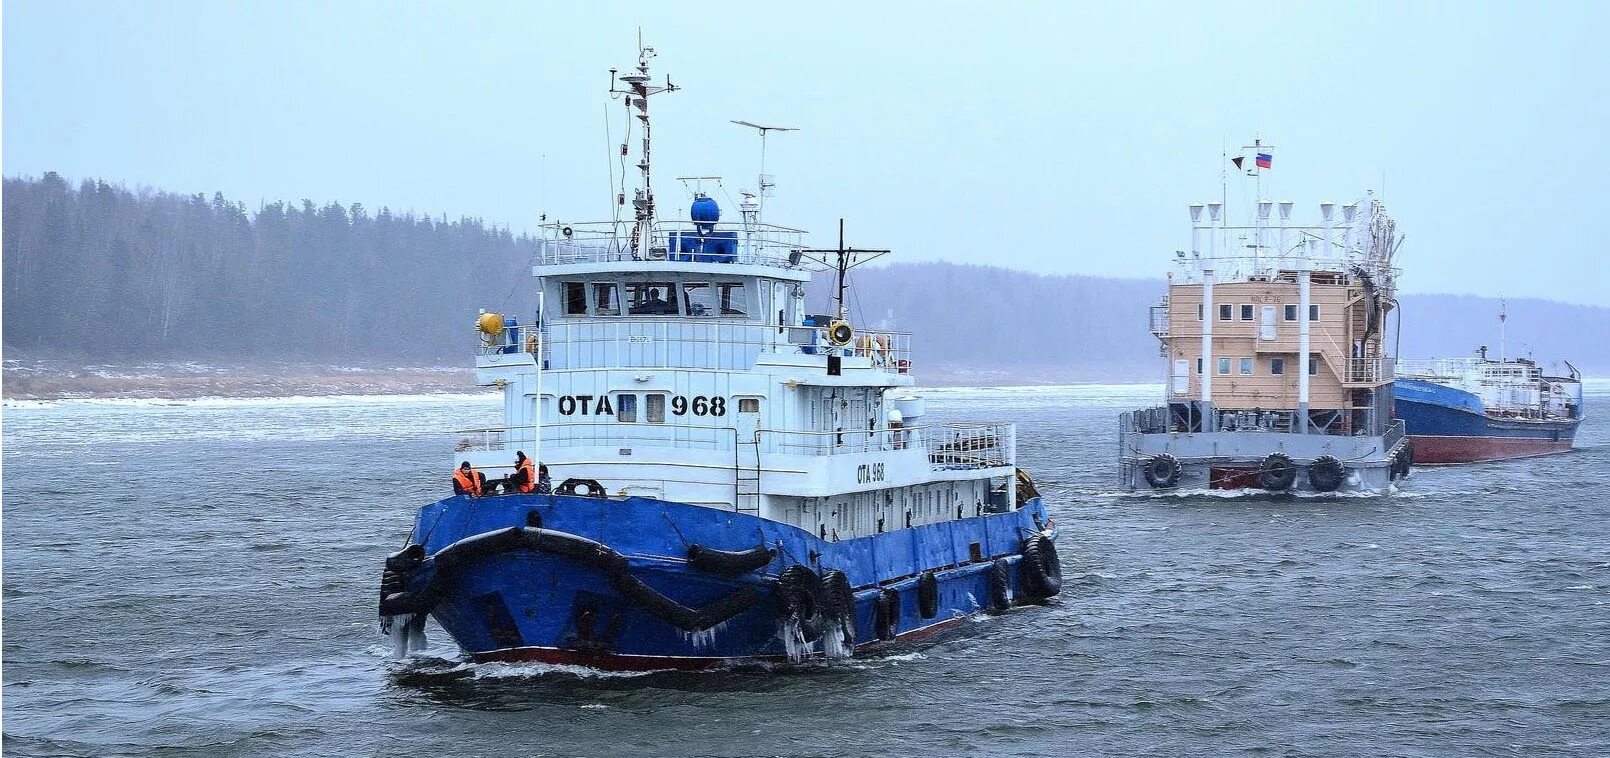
top-left (612, 38), bottom-right (678, 258)
top-left (1499, 299), bottom-right (1508, 363)
top-left (731, 120), bottom-right (797, 221)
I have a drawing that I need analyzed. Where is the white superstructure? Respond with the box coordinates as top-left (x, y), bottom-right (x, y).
top-left (455, 44), bottom-right (1021, 541)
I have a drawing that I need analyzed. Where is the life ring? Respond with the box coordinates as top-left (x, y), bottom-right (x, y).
top-left (873, 588), bottom-right (900, 641)
top-left (916, 571), bottom-right (940, 619)
top-left (555, 478), bottom-right (607, 497)
top-left (988, 558), bottom-right (1011, 612)
top-left (1143, 453), bottom-right (1182, 489)
top-left (1307, 455), bottom-right (1346, 492)
top-left (776, 564), bottom-right (825, 643)
top-left (1018, 533), bottom-right (1063, 599)
top-left (1258, 452), bottom-right (1297, 491)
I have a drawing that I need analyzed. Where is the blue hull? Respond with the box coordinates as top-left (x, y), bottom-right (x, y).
top-left (1394, 378), bottom-right (1580, 463)
top-left (391, 494), bottom-right (1055, 669)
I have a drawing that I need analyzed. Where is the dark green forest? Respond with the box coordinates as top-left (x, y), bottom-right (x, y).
top-left (2, 173), bottom-right (535, 362)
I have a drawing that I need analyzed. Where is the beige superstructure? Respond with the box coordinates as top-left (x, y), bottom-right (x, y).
top-left (1120, 194), bottom-right (1410, 494)
top-left (1154, 271), bottom-right (1393, 431)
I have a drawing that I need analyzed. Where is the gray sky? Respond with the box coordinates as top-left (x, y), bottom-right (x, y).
top-left (5, 1), bottom-right (1607, 304)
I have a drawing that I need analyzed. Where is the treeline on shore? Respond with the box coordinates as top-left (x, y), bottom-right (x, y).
top-left (2, 173), bottom-right (534, 361)
top-left (4, 173), bottom-right (1605, 377)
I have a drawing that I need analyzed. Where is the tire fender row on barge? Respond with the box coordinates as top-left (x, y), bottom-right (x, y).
top-left (1139, 452), bottom-right (1386, 492)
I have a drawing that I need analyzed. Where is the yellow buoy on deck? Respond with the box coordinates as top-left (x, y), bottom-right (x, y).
top-left (476, 312), bottom-right (505, 336)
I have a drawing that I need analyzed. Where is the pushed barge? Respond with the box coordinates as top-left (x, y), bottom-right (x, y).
top-left (377, 42), bottom-right (1061, 670)
top-left (1121, 184), bottom-right (1412, 494)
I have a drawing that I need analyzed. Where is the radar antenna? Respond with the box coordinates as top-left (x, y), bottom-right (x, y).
top-left (611, 37), bottom-right (678, 258)
top-left (731, 120), bottom-right (797, 221)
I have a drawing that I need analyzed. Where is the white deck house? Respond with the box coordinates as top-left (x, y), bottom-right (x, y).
top-left (458, 218), bottom-right (1019, 541)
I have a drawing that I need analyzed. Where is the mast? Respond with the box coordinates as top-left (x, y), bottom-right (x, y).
top-left (731, 121), bottom-right (797, 222)
top-left (612, 38), bottom-right (678, 258)
top-left (1499, 299), bottom-right (1508, 363)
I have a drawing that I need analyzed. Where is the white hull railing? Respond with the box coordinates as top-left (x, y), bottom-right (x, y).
top-left (454, 420), bottom-right (1017, 471)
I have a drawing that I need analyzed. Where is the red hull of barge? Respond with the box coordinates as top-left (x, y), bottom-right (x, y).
top-left (1408, 434), bottom-right (1576, 465)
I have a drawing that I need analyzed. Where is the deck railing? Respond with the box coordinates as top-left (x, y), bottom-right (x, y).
top-left (455, 421), bottom-right (1016, 471)
top-left (527, 321), bottom-right (911, 373)
top-left (537, 220), bottom-right (809, 269)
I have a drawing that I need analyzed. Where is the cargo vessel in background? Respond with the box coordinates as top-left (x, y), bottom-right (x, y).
top-left (374, 41), bottom-right (1062, 671)
top-left (1395, 334), bottom-right (1583, 463)
top-left (1120, 143), bottom-right (1413, 494)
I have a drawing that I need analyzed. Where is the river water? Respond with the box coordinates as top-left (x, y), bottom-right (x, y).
top-left (3, 384), bottom-right (1608, 756)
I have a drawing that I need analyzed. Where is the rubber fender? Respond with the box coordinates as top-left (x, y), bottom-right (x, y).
top-left (377, 526), bottom-right (758, 632)
top-left (1019, 533), bottom-right (1063, 599)
top-left (1308, 455), bottom-right (1346, 492)
top-left (874, 588), bottom-right (900, 642)
top-left (1144, 453), bottom-right (1181, 488)
top-left (1258, 452), bottom-right (1297, 491)
top-left (776, 564), bottom-right (825, 642)
top-left (385, 544), bottom-right (425, 572)
top-left (917, 571), bottom-right (940, 619)
top-left (819, 569), bottom-right (856, 649)
top-left (686, 544), bottom-right (777, 576)
top-left (988, 558), bottom-right (1011, 612)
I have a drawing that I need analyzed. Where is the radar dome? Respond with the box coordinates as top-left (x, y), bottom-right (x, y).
top-left (691, 194), bottom-right (720, 224)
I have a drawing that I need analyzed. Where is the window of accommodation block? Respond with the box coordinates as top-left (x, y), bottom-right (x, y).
top-left (563, 282), bottom-right (587, 315)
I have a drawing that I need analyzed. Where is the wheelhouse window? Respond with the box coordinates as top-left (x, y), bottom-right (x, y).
top-left (1240, 357), bottom-right (1253, 375)
top-left (719, 283), bottom-right (749, 316)
top-left (1240, 304), bottom-right (1254, 321)
top-left (616, 393), bottom-right (637, 422)
top-left (1270, 357), bottom-right (1286, 375)
top-left (1196, 357), bottom-right (1203, 374)
top-left (1309, 304), bottom-right (1321, 321)
top-left (1219, 304), bottom-right (1233, 321)
top-left (1284, 304), bottom-right (1298, 321)
top-left (1197, 303), bottom-right (1204, 320)
top-left (593, 282), bottom-right (620, 316)
top-left (682, 282), bottom-right (717, 317)
top-left (645, 393), bottom-right (666, 423)
top-left (1218, 357), bottom-right (1231, 375)
top-left (563, 282), bottom-right (587, 315)
top-left (628, 283), bottom-right (677, 315)
top-left (1308, 354), bottom-right (1319, 375)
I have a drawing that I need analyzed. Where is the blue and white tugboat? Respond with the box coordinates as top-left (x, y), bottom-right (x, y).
top-left (376, 43), bottom-right (1061, 670)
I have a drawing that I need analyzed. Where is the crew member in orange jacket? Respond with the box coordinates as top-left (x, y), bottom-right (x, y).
top-left (509, 451), bottom-right (537, 494)
top-left (452, 461), bottom-right (482, 497)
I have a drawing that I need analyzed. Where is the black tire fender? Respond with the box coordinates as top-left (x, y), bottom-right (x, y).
top-left (776, 564), bottom-right (825, 642)
top-left (1308, 455), bottom-right (1346, 492)
top-left (873, 588), bottom-right (900, 641)
top-left (1258, 452), bottom-right (1297, 491)
top-left (1143, 453), bottom-right (1181, 489)
top-left (988, 558), bottom-right (1011, 611)
top-left (917, 571), bottom-right (940, 619)
top-left (1019, 533), bottom-right (1063, 599)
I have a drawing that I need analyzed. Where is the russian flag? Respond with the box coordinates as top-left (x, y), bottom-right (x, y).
top-left (1255, 152), bottom-right (1272, 169)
